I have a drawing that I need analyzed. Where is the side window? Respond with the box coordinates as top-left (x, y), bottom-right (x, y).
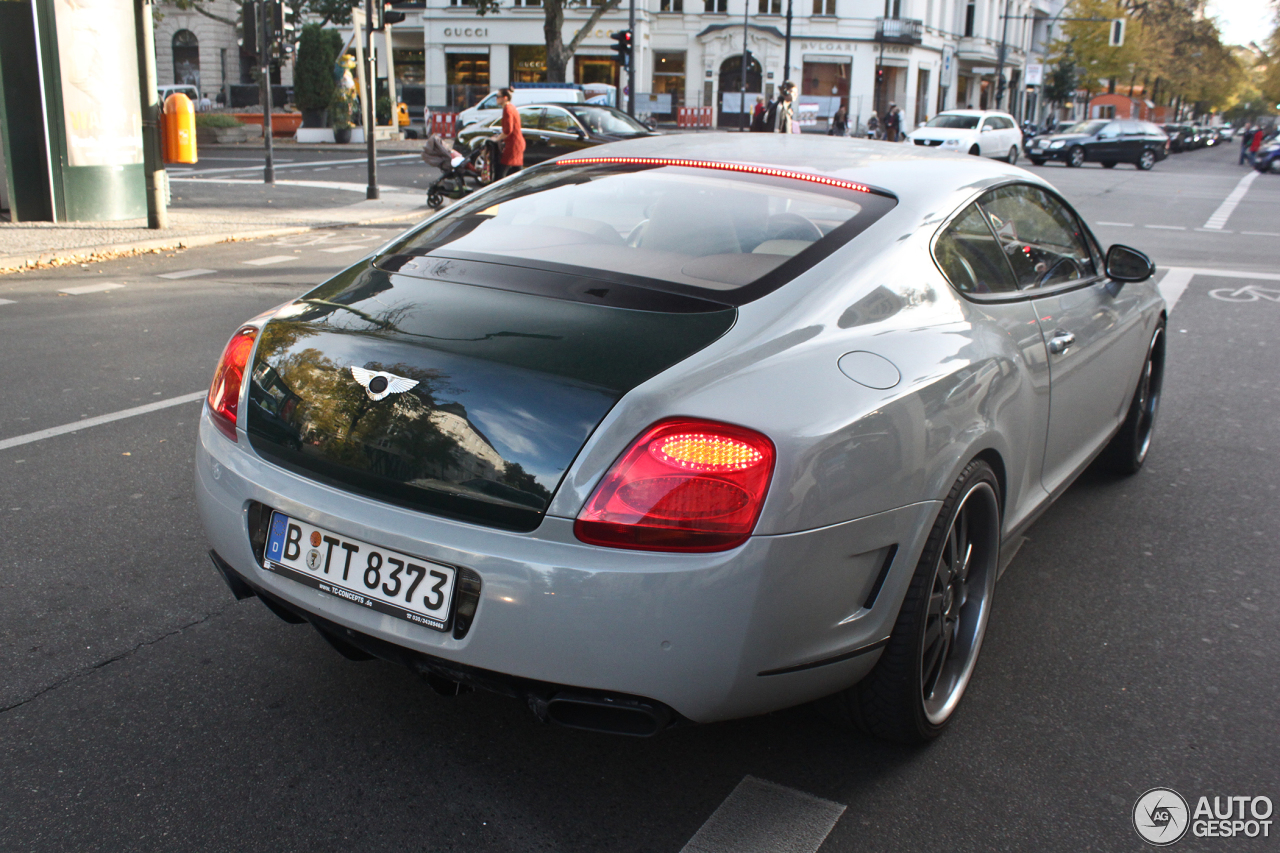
top-left (478, 94), bottom-right (497, 110)
top-left (994, 117), bottom-right (1012, 130)
top-left (934, 203), bottom-right (1019, 295)
top-left (979, 118), bottom-right (991, 132)
top-left (542, 108), bottom-right (578, 134)
top-left (1098, 122), bottom-right (1121, 138)
top-left (517, 107), bottom-right (544, 129)
top-left (977, 185), bottom-right (1097, 290)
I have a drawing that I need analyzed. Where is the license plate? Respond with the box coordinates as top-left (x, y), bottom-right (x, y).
top-left (264, 512), bottom-right (456, 631)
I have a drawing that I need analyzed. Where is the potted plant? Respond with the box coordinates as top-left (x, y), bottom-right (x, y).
top-left (294, 24), bottom-right (342, 128)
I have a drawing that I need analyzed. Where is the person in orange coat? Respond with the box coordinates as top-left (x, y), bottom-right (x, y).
top-left (493, 88), bottom-right (525, 180)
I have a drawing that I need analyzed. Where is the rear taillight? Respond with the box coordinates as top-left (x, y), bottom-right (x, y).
top-left (574, 419), bottom-right (775, 552)
top-left (207, 326), bottom-right (258, 441)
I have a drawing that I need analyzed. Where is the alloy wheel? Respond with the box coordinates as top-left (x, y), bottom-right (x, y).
top-left (919, 480), bottom-right (1000, 724)
top-left (1068, 147), bottom-right (1085, 168)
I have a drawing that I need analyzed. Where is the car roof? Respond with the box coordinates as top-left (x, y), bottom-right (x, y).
top-left (937, 109), bottom-right (1013, 117)
top-left (555, 134), bottom-right (1047, 206)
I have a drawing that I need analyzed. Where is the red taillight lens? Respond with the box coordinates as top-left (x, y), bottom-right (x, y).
top-left (207, 326), bottom-right (257, 441)
top-left (574, 419), bottom-right (775, 552)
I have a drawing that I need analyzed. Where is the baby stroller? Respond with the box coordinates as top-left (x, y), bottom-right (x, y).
top-left (423, 133), bottom-right (489, 210)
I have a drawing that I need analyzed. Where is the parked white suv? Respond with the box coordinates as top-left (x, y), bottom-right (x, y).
top-left (457, 86), bottom-right (586, 128)
top-left (907, 110), bottom-right (1023, 163)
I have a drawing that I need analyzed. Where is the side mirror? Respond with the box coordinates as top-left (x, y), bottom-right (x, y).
top-left (575, 127), bottom-right (586, 139)
top-left (980, 125), bottom-right (992, 132)
top-left (1106, 244), bottom-right (1155, 283)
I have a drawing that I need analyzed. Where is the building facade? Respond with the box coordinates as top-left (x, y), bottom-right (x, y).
top-left (378, 0), bottom-right (1066, 133)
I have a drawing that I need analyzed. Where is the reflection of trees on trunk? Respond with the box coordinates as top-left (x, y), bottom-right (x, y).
top-left (253, 322), bottom-right (550, 509)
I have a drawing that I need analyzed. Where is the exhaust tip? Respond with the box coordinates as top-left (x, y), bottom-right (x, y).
top-left (545, 692), bottom-right (670, 737)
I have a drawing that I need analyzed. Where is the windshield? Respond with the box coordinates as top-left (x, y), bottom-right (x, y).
top-left (1064, 120), bottom-right (1108, 136)
top-left (386, 162), bottom-right (893, 299)
top-left (926, 114), bottom-right (980, 129)
top-left (566, 105), bottom-right (648, 136)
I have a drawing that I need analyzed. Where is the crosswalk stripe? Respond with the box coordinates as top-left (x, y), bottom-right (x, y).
top-left (242, 256), bottom-right (297, 266)
top-left (58, 282), bottom-right (125, 295)
top-left (157, 268), bottom-right (217, 279)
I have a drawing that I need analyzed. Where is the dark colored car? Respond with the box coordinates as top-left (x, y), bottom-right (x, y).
top-left (1161, 124), bottom-right (1193, 153)
top-left (1026, 119), bottom-right (1169, 170)
top-left (1254, 138), bottom-right (1280, 173)
top-left (456, 103), bottom-right (655, 179)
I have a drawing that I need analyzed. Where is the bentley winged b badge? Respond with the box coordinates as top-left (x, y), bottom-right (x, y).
top-left (350, 367), bottom-right (420, 401)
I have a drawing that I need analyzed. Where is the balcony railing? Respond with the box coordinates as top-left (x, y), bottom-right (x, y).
top-left (876, 18), bottom-right (923, 45)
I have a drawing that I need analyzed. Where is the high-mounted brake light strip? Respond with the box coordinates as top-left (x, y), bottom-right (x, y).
top-left (556, 156), bottom-right (875, 195)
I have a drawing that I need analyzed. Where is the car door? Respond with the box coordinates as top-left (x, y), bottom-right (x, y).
top-left (539, 106), bottom-right (591, 158)
top-left (1092, 121), bottom-right (1123, 162)
top-left (978, 117), bottom-right (997, 156)
top-left (995, 116), bottom-right (1018, 154)
top-left (978, 184), bottom-right (1147, 494)
top-left (932, 199), bottom-right (1052, 532)
top-left (1118, 121), bottom-right (1147, 162)
top-left (514, 107), bottom-right (550, 163)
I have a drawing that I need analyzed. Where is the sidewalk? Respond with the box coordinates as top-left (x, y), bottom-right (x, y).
top-left (0, 159), bottom-right (431, 273)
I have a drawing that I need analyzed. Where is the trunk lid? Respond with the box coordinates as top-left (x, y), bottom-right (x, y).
top-left (246, 261), bottom-right (735, 531)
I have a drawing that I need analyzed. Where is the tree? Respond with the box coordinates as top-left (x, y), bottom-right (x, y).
top-left (468, 0), bottom-right (624, 83)
top-left (294, 24), bottom-right (343, 113)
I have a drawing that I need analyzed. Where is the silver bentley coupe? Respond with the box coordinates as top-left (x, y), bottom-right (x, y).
top-left (196, 135), bottom-right (1165, 743)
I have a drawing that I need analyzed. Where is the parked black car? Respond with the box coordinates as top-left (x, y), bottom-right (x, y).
top-left (455, 103), bottom-right (655, 179)
top-left (1161, 124), bottom-right (1193, 153)
top-left (1026, 119), bottom-right (1169, 169)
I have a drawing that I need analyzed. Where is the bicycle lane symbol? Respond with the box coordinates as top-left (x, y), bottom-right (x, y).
top-left (1209, 285), bottom-right (1280, 303)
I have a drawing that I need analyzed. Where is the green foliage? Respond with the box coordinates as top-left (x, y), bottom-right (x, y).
top-left (304, 0), bottom-right (354, 27)
top-left (376, 96), bottom-right (393, 126)
top-left (194, 113), bottom-right (243, 128)
top-left (330, 87), bottom-right (353, 130)
top-left (1044, 58), bottom-right (1077, 104)
top-left (295, 24), bottom-right (343, 112)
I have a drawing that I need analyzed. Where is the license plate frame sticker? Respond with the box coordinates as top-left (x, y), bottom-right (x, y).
top-left (264, 512), bottom-right (456, 631)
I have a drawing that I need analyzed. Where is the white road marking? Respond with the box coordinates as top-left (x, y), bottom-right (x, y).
top-left (170, 177), bottom-right (419, 194)
top-left (1096, 221), bottom-right (1134, 227)
top-left (1158, 268), bottom-right (1195, 311)
top-left (157, 268), bottom-right (217, 279)
top-left (679, 776), bottom-right (845, 853)
top-left (58, 282), bottom-right (125, 295)
top-left (242, 255), bottom-right (296, 266)
top-left (0, 298), bottom-right (15, 305)
top-left (1172, 267), bottom-right (1280, 282)
top-left (319, 245), bottom-right (368, 253)
top-left (1202, 170), bottom-right (1258, 230)
top-left (1240, 230), bottom-right (1280, 237)
top-left (1144, 224), bottom-right (1186, 230)
top-left (0, 392), bottom-right (206, 452)
top-left (314, 167), bottom-right (331, 171)
top-left (1194, 228), bottom-right (1231, 233)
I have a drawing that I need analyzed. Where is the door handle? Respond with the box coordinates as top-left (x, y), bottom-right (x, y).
top-left (1047, 331), bottom-right (1076, 355)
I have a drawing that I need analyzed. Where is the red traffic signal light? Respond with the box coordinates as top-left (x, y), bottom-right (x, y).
top-left (610, 29), bottom-right (632, 69)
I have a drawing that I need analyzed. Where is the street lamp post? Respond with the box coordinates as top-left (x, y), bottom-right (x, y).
top-left (783, 0), bottom-right (793, 90)
top-left (994, 0), bottom-right (1011, 110)
top-left (133, 0), bottom-right (167, 228)
top-left (740, 0), bottom-right (749, 130)
top-left (365, 0), bottom-right (379, 199)
top-left (258, 0), bottom-right (275, 184)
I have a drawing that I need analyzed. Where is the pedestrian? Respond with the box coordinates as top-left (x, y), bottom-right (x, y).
top-left (492, 87), bottom-right (524, 180)
top-left (1240, 124), bottom-right (1253, 165)
top-left (1249, 127), bottom-right (1264, 165)
top-left (867, 111), bottom-right (880, 139)
top-left (768, 82), bottom-right (800, 134)
top-left (884, 103), bottom-right (901, 142)
top-left (197, 92), bottom-right (212, 112)
top-left (750, 96), bottom-right (767, 132)
top-left (829, 104), bottom-right (848, 137)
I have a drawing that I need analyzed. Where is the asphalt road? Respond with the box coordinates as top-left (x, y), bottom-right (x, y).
top-left (1, 141), bottom-right (1277, 852)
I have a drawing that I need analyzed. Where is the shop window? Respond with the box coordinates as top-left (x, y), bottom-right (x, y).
top-left (652, 51), bottom-right (685, 115)
top-left (510, 45), bottom-right (547, 83)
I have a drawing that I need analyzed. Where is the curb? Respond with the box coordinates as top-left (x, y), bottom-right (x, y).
top-left (0, 207), bottom-right (431, 274)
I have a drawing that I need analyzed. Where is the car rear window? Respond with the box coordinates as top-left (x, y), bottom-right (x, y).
top-left (384, 161), bottom-right (895, 305)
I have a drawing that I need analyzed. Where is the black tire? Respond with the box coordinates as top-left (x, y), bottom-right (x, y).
top-left (1029, 157), bottom-right (1045, 166)
top-left (1066, 146), bottom-right (1086, 168)
top-left (1006, 146), bottom-right (1018, 164)
top-left (831, 459), bottom-right (1002, 743)
top-left (427, 191), bottom-right (444, 210)
top-left (969, 144), bottom-right (981, 156)
top-left (1102, 324), bottom-right (1165, 475)
top-left (1137, 149), bottom-right (1156, 170)
top-left (1102, 160), bottom-right (1117, 169)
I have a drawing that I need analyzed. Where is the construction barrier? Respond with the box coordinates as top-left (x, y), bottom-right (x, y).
top-left (430, 112), bottom-right (459, 138)
top-left (677, 106), bottom-right (714, 129)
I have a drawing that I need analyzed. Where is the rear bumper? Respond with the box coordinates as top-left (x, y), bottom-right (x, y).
top-left (196, 413), bottom-right (937, 724)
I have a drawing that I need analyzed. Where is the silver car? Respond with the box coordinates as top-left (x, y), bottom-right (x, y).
top-left (196, 136), bottom-right (1165, 742)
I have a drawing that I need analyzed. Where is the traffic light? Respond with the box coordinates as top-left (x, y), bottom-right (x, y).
top-left (1109, 18), bottom-right (1125, 47)
top-left (383, 3), bottom-right (407, 25)
top-left (610, 29), bottom-right (633, 69)
top-left (238, 1), bottom-right (256, 51)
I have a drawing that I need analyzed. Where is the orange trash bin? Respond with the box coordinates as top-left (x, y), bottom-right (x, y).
top-left (163, 93), bottom-right (198, 164)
